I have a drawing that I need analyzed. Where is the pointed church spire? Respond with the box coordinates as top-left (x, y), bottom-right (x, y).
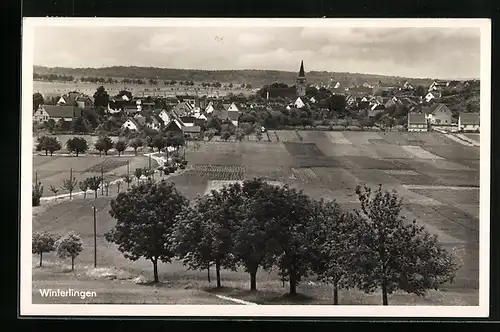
top-left (298, 60), bottom-right (305, 77)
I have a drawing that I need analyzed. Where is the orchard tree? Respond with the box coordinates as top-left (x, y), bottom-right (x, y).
top-left (78, 180), bottom-right (89, 199)
top-left (173, 185), bottom-right (240, 288)
top-left (122, 174), bottom-right (133, 190)
top-left (36, 136), bottom-right (61, 156)
top-left (233, 178), bottom-right (275, 291)
top-left (205, 128), bottom-right (217, 142)
top-left (66, 137), bottom-right (88, 156)
top-left (85, 176), bottom-right (102, 198)
top-left (105, 180), bottom-right (189, 283)
top-left (56, 232), bottom-right (83, 271)
top-left (134, 168), bottom-right (143, 184)
top-left (353, 185), bottom-right (458, 305)
top-left (115, 140), bottom-right (127, 156)
top-left (309, 200), bottom-right (362, 304)
top-left (253, 185), bottom-right (316, 295)
top-left (234, 128), bottom-right (245, 142)
top-left (61, 176), bottom-right (78, 199)
top-left (255, 130), bottom-right (263, 142)
top-left (49, 185), bottom-right (59, 197)
top-left (129, 138), bottom-right (143, 156)
top-left (116, 180), bottom-right (122, 194)
top-left (93, 86), bottom-right (110, 108)
top-left (95, 135), bottom-right (114, 156)
top-left (152, 135), bottom-right (167, 152)
top-left (32, 231), bottom-right (59, 267)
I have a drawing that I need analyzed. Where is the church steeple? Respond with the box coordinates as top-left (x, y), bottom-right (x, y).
top-left (298, 60), bottom-right (305, 78)
top-left (296, 60), bottom-right (307, 97)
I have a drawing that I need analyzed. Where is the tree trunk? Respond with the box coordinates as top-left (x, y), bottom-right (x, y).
top-left (382, 282), bottom-right (388, 305)
top-left (45, 150), bottom-right (48, 156)
top-left (249, 269), bottom-right (257, 291)
top-left (99, 151), bottom-right (101, 156)
top-left (94, 191), bottom-right (97, 198)
top-left (76, 152), bottom-right (79, 157)
top-left (215, 258), bottom-right (221, 288)
top-left (105, 151), bottom-right (108, 155)
top-left (207, 263), bottom-right (211, 283)
top-left (39, 252), bottom-right (43, 267)
top-left (333, 281), bottom-right (339, 305)
top-left (289, 269), bottom-right (297, 295)
top-left (50, 151), bottom-right (53, 156)
top-left (152, 258), bottom-right (159, 283)
top-left (134, 149), bottom-right (137, 156)
top-left (83, 192), bottom-right (87, 199)
top-left (71, 256), bottom-right (74, 271)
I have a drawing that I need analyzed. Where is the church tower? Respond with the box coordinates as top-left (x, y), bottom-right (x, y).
top-left (296, 60), bottom-right (307, 97)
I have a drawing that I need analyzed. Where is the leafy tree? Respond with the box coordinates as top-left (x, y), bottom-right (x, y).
top-left (255, 130), bottom-right (263, 141)
top-left (205, 128), bottom-right (217, 142)
top-left (106, 180), bottom-right (189, 283)
top-left (134, 168), bottom-right (143, 184)
top-left (122, 174), bottom-right (133, 190)
top-left (78, 180), bottom-right (89, 199)
top-left (173, 184), bottom-right (240, 288)
top-left (66, 137), bottom-right (88, 156)
top-left (36, 136), bottom-right (62, 156)
top-left (129, 138), bottom-right (143, 156)
top-left (253, 185), bottom-right (316, 295)
top-left (115, 140), bottom-right (127, 156)
top-left (61, 176), bottom-right (78, 199)
top-left (221, 128), bottom-right (232, 141)
top-left (32, 182), bottom-right (43, 206)
top-left (49, 185), bottom-right (59, 197)
top-left (56, 232), bottom-right (83, 271)
top-left (234, 128), bottom-right (245, 141)
top-left (116, 180), bottom-right (122, 194)
top-left (152, 135), bottom-right (167, 152)
top-left (95, 135), bottom-right (114, 156)
top-left (104, 180), bottom-right (112, 196)
top-left (45, 118), bottom-right (57, 133)
top-left (239, 122), bottom-right (254, 140)
top-left (309, 200), bottom-right (362, 304)
top-left (353, 185), bottom-right (458, 305)
top-left (93, 86), bottom-right (110, 108)
top-left (206, 116), bottom-right (223, 133)
top-left (33, 92), bottom-right (44, 111)
top-left (232, 179), bottom-right (276, 291)
top-left (32, 231), bottom-right (59, 267)
top-left (71, 116), bottom-right (92, 134)
top-left (85, 176), bottom-right (102, 198)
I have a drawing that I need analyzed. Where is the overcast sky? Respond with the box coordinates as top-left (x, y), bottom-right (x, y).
top-left (33, 26), bottom-right (481, 79)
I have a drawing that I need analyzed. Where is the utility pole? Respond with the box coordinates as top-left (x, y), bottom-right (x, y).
top-left (35, 171), bottom-right (38, 185)
top-left (69, 168), bottom-right (73, 199)
top-left (101, 165), bottom-right (104, 196)
top-left (93, 206), bottom-right (97, 268)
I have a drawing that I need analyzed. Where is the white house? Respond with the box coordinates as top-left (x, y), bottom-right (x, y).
top-left (158, 109), bottom-right (171, 124)
top-left (227, 102), bottom-right (239, 112)
top-left (33, 105), bottom-right (77, 123)
top-left (205, 102), bottom-right (215, 114)
top-left (121, 118), bottom-right (140, 131)
top-left (458, 112), bottom-right (480, 132)
top-left (407, 113), bottom-right (428, 132)
top-left (310, 96), bottom-right (317, 104)
top-left (403, 81), bottom-right (414, 90)
top-left (425, 91), bottom-right (441, 103)
top-left (333, 81), bottom-right (341, 89)
top-left (294, 97), bottom-right (306, 109)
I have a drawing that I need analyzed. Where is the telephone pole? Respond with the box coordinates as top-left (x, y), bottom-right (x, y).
top-left (69, 168), bottom-right (73, 199)
top-left (93, 206), bottom-right (97, 268)
top-left (101, 165), bottom-right (104, 195)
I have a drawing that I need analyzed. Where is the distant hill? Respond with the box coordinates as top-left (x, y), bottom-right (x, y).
top-left (33, 65), bottom-right (437, 88)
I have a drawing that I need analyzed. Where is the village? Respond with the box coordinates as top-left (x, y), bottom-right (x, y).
top-left (33, 61), bottom-right (480, 144)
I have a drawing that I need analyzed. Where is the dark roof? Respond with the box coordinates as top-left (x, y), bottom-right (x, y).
top-left (151, 114), bottom-right (163, 124)
top-left (298, 60), bottom-right (305, 77)
top-left (42, 105), bottom-right (77, 118)
top-left (428, 103), bottom-right (451, 115)
top-left (460, 112), bottom-right (480, 125)
top-left (182, 126), bottom-right (201, 133)
top-left (408, 112), bottom-right (427, 124)
top-left (227, 112), bottom-right (240, 121)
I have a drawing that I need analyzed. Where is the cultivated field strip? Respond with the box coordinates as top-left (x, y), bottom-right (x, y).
top-left (400, 145), bottom-right (444, 159)
top-left (324, 131), bottom-right (353, 145)
top-left (184, 164), bottom-right (245, 181)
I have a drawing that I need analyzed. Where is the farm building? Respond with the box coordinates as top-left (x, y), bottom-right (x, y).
top-left (407, 112), bottom-right (428, 132)
top-left (145, 115), bottom-right (163, 131)
top-left (158, 109), bottom-right (171, 124)
top-left (164, 119), bottom-right (185, 134)
top-left (458, 112), bottom-right (480, 132)
top-left (121, 118), bottom-right (141, 131)
top-left (33, 105), bottom-right (79, 123)
top-left (293, 97), bottom-right (307, 109)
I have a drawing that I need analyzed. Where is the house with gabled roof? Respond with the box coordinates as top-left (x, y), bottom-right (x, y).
top-left (458, 112), bottom-right (480, 132)
top-left (403, 81), bottom-right (414, 90)
top-left (205, 101), bottom-right (215, 114)
top-left (33, 105), bottom-right (79, 123)
top-left (424, 103), bottom-right (453, 125)
top-left (122, 117), bottom-right (141, 131)
top-left (294, 97), bottom-right (307, 109)
top-left (145, 114), bottom-right (163, 131)
top-left (425, 91), bottom-right (442, 103)
top-left (407, 112), bottom-right (428, 132)
top-left (428, 80), bottom-right (448, 92)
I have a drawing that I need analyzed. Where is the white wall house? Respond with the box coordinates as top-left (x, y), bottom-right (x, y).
top-left (458, 112), bottom-right (480, 132)
top-left (159, 109), bottom-right (170, 124)
top-left (294, 97), bottom-right (306, 109)
top-left (205, 102), bottom-right (214, 114)
top-left (227, 102), bottom-right (239, 112)
top-left (121, 118), bottom-right (140, 131)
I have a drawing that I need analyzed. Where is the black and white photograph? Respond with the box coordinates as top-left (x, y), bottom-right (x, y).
top-left (20, 18), bottom-right (491, 317)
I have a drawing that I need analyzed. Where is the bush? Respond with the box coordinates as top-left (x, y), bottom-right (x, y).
top-left (179, 164), bottom-right (186, 169)
top-left (32, 182), bottom-right (43, 206)
top-left (181, 160), bottom-right (188, 166)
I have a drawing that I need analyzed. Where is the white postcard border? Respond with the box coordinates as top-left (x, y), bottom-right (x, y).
top-left (21, 17), bottom-right (491, 317)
